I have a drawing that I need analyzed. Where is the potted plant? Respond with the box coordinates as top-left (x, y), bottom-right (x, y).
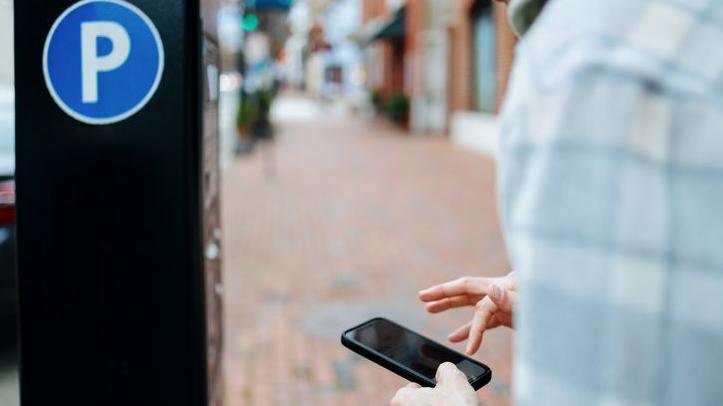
top-left (384, 91), bottom-right (409, 126)
top-left (370, 87), bottom-right (384, 112)
top-left (236, 92), bottom-right (259, 137)
top-left (236, 92), bottom-right (259, 154)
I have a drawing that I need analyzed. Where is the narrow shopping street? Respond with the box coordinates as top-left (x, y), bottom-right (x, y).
top-left (222, 95), bottom-right (512, 405)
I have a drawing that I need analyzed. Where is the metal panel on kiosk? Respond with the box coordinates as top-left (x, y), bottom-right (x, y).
top-left (13, 0), bottom-right (223, 404)
top-left (202, 35), bottom-right (224, 406)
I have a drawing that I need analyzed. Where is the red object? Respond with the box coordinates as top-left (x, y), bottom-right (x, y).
top-left (0, 180), bottom-right (15, 226)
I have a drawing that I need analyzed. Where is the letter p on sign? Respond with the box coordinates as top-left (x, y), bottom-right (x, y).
top-left (81, 22), bottom-right (131, 104)
top-left (43, 0), bottom-right (164, 125)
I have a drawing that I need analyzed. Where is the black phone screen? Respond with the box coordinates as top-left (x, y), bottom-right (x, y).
top-left (346, 318), bottom-right (489, 383)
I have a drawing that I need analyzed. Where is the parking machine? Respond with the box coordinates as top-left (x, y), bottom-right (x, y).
top-left (14, 0), bottom-right (224, 404)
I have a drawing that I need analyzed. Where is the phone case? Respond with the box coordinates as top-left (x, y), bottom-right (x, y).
top-left (340, 317), bottom-right (492, 391)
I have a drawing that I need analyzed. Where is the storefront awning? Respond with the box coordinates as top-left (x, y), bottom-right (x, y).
top-left (245, 0), bottom-right (293, 10)
top-left (361, 6), bottom-right (405, 46)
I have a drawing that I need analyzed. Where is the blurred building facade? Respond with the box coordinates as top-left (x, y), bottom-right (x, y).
top-left (283, 0), bottom-right (365, 102)
top-left (362, 0), bottom-right (516, 155)
top-left (361, 0), bottom-right (406, 105)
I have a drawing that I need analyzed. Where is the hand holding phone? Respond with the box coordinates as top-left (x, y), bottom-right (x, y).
top-left (341, 318), bottom-right (492, 390)
top-left (391, 362), bottom-right (481, 406)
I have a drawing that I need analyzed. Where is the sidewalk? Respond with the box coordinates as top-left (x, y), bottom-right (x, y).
top-left (222, 95), bottom-right (513, 405)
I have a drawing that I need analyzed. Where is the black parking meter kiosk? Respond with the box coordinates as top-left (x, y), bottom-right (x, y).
top-left (14, 0), bottom-right (224, 404)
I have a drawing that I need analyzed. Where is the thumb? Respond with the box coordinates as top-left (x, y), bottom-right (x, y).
top-left (435, 362), bottom-right (468, 387)
top-left (489, 284), bottom-right (517, 313)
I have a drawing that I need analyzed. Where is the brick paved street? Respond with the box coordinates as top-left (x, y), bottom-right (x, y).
top-left (222, 96), bottom-right (513, 405)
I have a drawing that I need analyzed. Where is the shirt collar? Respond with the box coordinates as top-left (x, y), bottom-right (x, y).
top-left (507, 0), bottom-right (546, 36)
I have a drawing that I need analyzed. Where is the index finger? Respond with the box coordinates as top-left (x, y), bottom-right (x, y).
top-left (419, 277), bottom-right (492, 302)
top-left (466, 298), bottom-right (496, 355)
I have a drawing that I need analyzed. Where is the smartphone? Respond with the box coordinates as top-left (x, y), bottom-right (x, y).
top-left (341, 317), bottom-right (492, 390)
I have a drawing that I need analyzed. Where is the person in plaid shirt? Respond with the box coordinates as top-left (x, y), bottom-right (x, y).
top-left (392, 0), bottom-right (723, 404)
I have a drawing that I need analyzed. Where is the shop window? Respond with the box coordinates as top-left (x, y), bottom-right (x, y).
top-left (471, 1), bottom-right (496, 113)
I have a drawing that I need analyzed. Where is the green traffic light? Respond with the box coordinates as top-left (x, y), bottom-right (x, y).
top-left (242, 14), bottom-right (259, 31)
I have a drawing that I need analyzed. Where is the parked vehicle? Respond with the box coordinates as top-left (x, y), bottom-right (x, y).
top-left (0, 85), bottom-right (16, 321)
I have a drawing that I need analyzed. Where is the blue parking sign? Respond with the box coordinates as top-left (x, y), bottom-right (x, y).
top-left (43, 0), bottom-right (165, 125)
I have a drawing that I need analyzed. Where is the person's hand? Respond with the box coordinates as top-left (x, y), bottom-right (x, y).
top-left (418, 272), bottom-right (517, 355)
top-left (390, 363), bottom-right (480, 406)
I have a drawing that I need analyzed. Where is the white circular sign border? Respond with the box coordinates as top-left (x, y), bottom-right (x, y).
top-left (42, 0), bottom-right (165, 125)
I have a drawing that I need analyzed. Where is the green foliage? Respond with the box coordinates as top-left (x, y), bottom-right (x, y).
top-left (383, 92), bottom-right (409, 125)
top-left (258, 89), bottom-right (275, 116)
top-left (236, 89), bottom-right (276, 135)
top-left (370, 88), bottom-right (384, 110)
top-left (236, 93), bottom-right (259, 132)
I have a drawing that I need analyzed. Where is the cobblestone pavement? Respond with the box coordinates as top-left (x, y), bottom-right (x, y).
top-left (222, 96), bottom-right (513, 406)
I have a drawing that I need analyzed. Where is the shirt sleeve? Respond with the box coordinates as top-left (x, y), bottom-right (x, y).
top-left (499, 32), bottom-right (723, 405)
